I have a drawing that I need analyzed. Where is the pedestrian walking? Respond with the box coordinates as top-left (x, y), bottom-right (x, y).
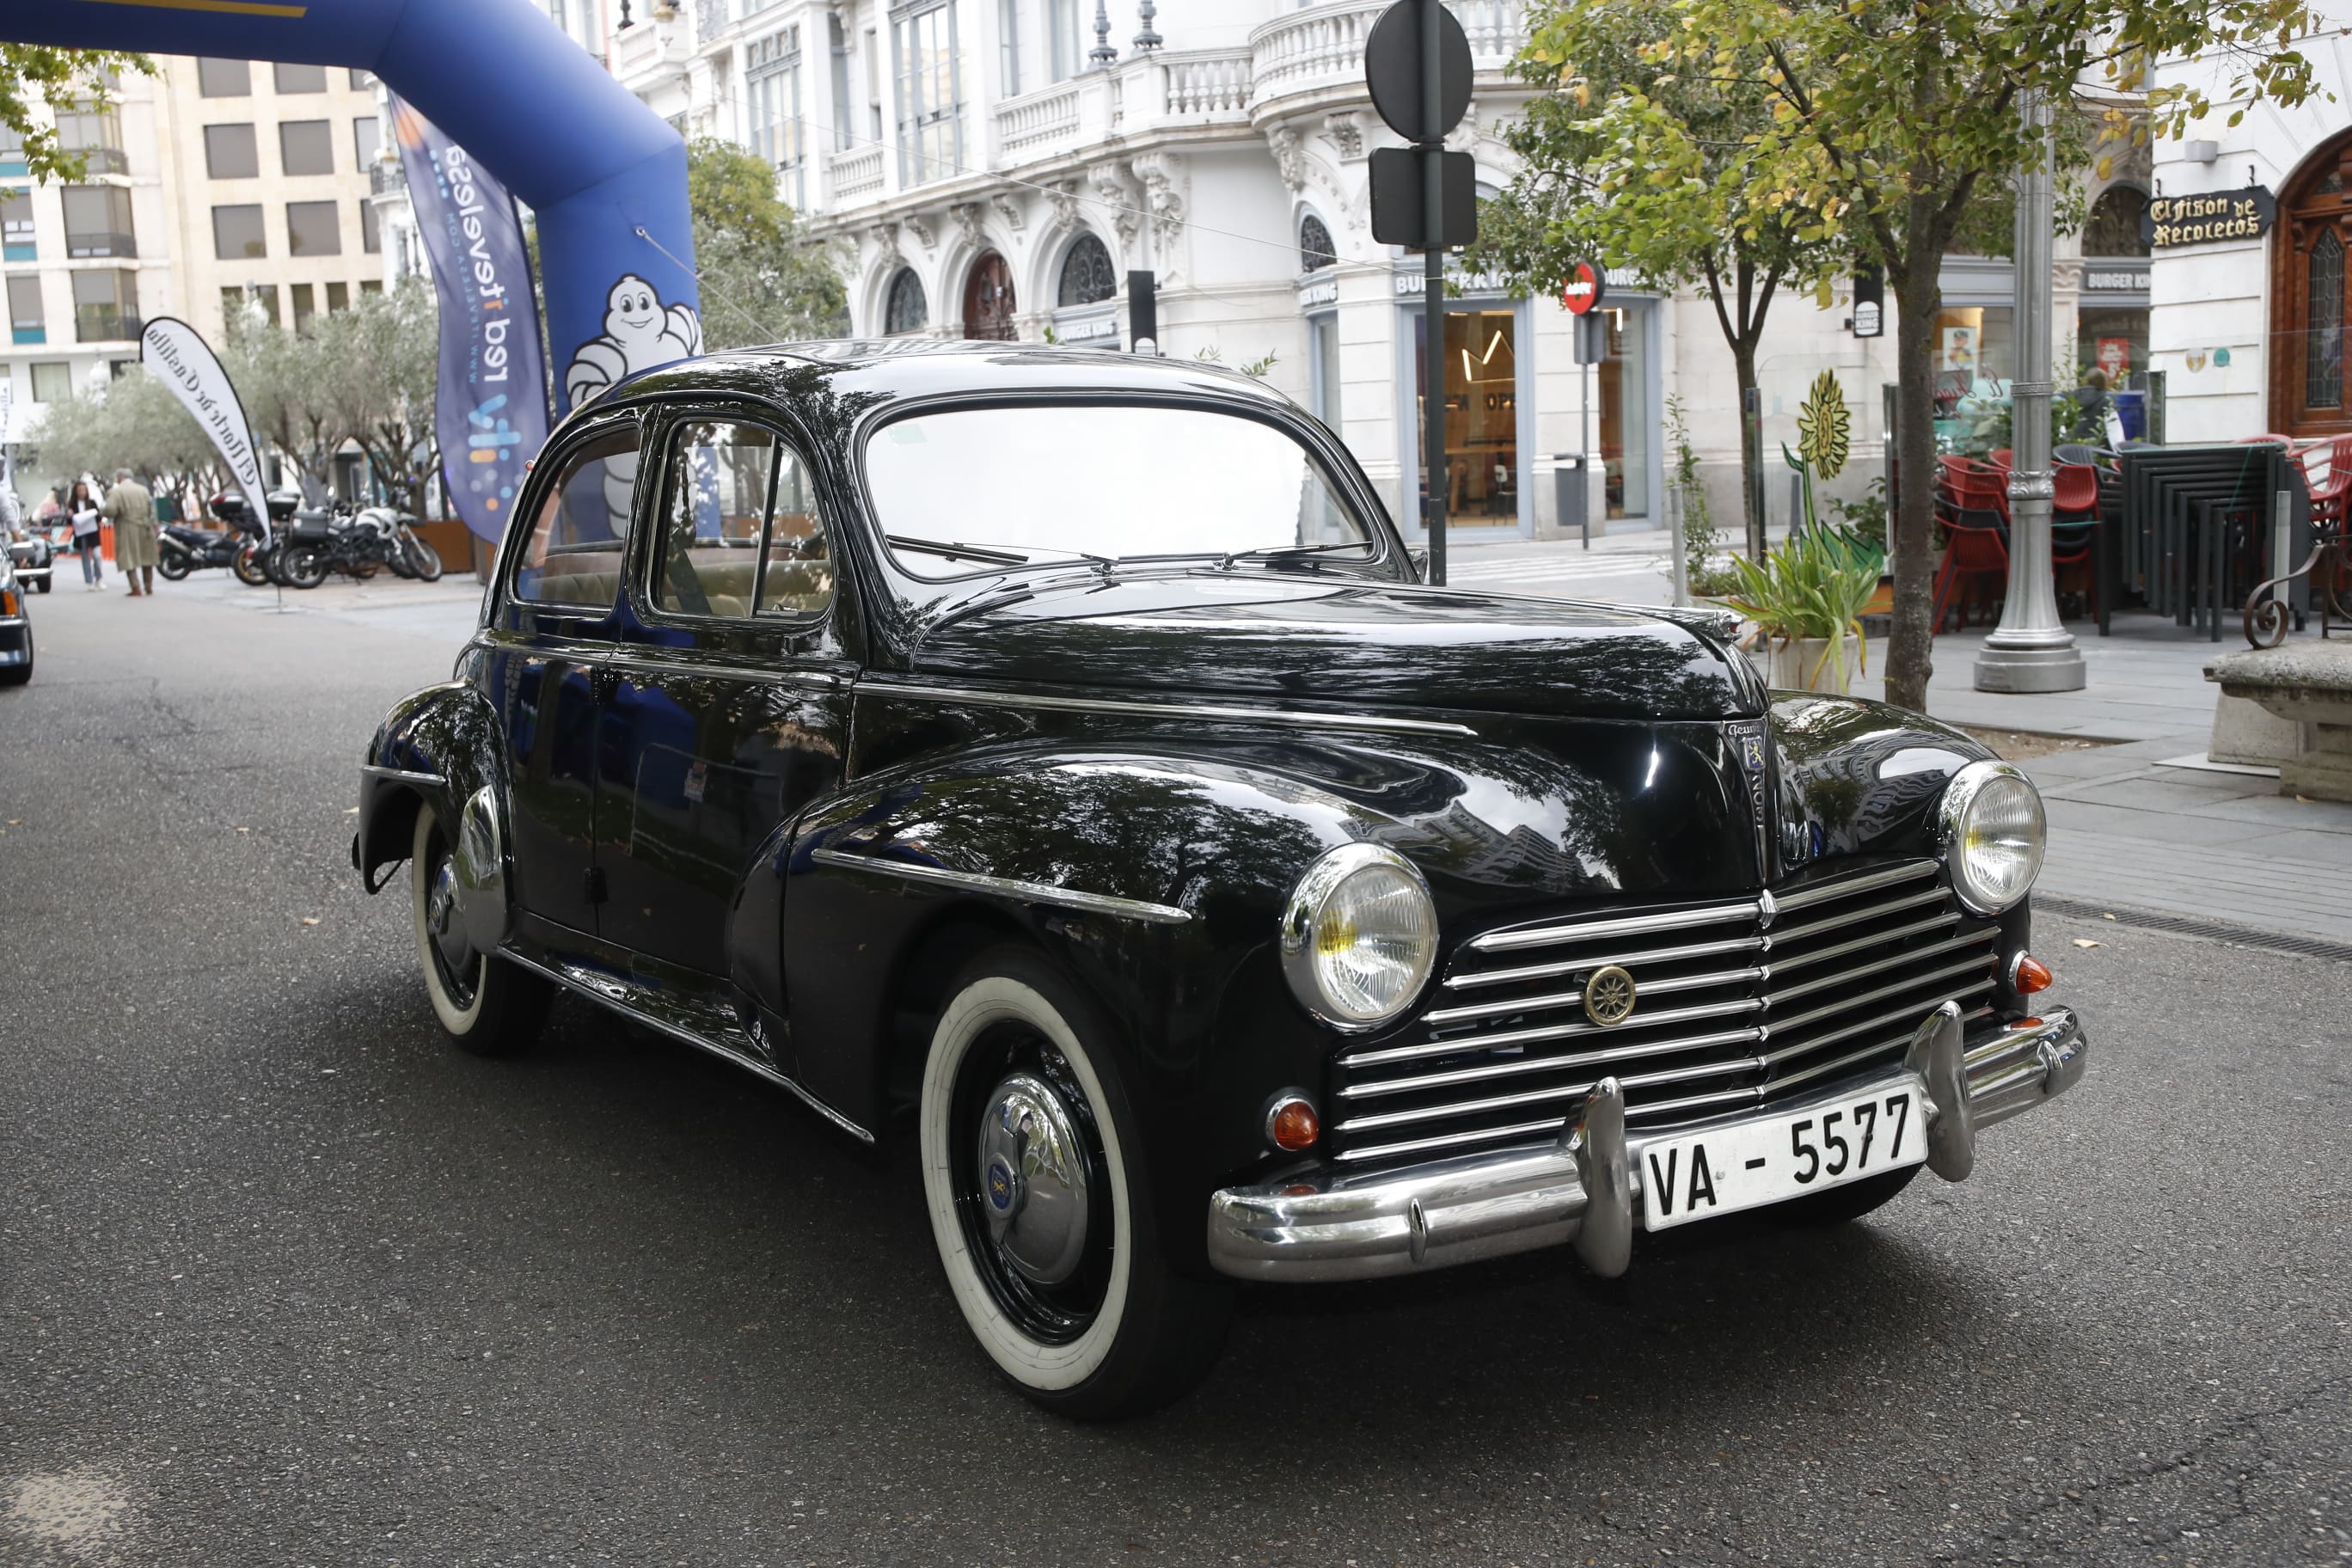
top-left (101, 468), bottom-right (156, 597)
top-left (66, 478), bottom-right (103, 588)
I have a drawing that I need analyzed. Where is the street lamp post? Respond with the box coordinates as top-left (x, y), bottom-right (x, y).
top-left (1975, 86), bottom-right (2087, 693)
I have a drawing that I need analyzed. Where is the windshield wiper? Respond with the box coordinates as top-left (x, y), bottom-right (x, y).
top-left (1217, 541), bottom-right (1377, 569)
top-left (885, 534), bottom-right (1031, 567)
top-left (887, 534), bottom-right (1118, 573)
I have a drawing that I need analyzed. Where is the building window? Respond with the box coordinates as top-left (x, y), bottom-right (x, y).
top-left (1, 187), bottom-right (34, 261)
top-left (892, 0), bottom-right (962, 187)
top-left (830, 15), bottom-right (855, 151)
top-left (72, 268), bottom-right (138, 341)
top-left (273, 62), bottom-right (328, 94)
top-left (205, 122), bottom-right (258, 179)
top-left (287, 199), bottom-right (341, 255)
top-left (963, 249), bottom-right (1016, 340)
top-left (1310, 311), bottom-right (1341, 429)
top-left (213, 202), bottom-right (266, 259)
top-left (353, 115), bottom-right (380, 168)
top-left (747, 29), bottom-right (805, 211)
top-left (360, 279), bottom-right (383, 296)
top-left (998, 0), bottom-right (1020, 96)
top-left (1049, 0), bottom-right (1080, 79)
top-left (1301, 213), bottom-right (1336, 273)
top-left (2083, 186), bottom-right (2150, 258)
top-left (198, 58), bottom-right (252, 97)
top-left (8, 274), bottom-right (43, 345)
top-left (360, 196), bottom-right (381, 254)
top-left (2309, 230), bottom-right (2343, 411)
top-left (291, 281), bottom-right (317, 335)
top-left (885, 267), bottom-right (927, 334)
top-left (349, 68), bottom-right (375, 89)
top-left (62, 184), bottom-right (136, 258)
top-left (280, 119), bottom-right (334, 176)
top-left (29, 360), bottom-right (70, 401)
top-left (55, 103), bottom-right (126, 175)
top-left (328, 280), bottom-right (350, 311)
top-left (1057, 233), bottom-right (1117, 306)
top-left (0, 127), bottom-right (25, 177)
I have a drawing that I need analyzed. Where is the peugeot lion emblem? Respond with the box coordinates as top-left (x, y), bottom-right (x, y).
top-left (1583, 965), bottom-right (1638, 1027)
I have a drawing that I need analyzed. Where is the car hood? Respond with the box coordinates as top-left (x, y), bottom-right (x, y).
top-left (910, 571), bottom-right (1761, 721)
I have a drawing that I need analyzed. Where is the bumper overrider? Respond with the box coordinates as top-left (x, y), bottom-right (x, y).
top-left (1206, 1001), bottom-right (2086, 1282)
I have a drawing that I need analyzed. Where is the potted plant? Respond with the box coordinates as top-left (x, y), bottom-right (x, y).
top-left (1713, 524), bottom-right (1883, 693)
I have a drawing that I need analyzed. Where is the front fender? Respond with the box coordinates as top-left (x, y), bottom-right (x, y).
top-left (355, 681), bottom-right (507, 895)
top-left (1768, 694), bottom-right (1996, 868)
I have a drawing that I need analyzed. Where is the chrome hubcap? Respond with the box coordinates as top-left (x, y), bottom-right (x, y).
top-left (976, 1071), bottom-right (1091, 1286)
top-left (427, 859), bottom-right (472, 972)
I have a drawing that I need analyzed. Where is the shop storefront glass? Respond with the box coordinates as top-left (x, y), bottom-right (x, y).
top-left (1598, 303), bottom-right (1651, 520)
top-left (1408, 302), bottom-right (1522, 531)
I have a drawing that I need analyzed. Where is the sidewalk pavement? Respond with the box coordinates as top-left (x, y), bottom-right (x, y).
top-left (149, 533), bottom-right (2352, 941)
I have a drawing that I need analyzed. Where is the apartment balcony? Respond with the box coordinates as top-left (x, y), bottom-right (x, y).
top-left (1249, 0), bottom-right (1526, 121)
top-left (829, 144), bottom-right (885, 204)
top-left (988, 49), bottom-right (1250, 173)
top-left (370, 160), bottom-right (407, 197)
top-left (611, 16), bottom-right (691, 94)
top-left (65, 230), bottom-right (137, 260)
top-left (75, 309), bottom-right (139, 344)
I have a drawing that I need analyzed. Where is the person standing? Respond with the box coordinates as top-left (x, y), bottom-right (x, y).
top-left (66, 478), bottom-right (103, 588)
top-left (101, 467), bottom-right (156, 597)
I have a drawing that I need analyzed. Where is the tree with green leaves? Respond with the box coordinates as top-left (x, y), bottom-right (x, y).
top-left (314, 281), bottom-right (441, 513)
top-left (1469, 0), bottom-right (1850, 560)
top-left (1645, 0), bottom-right (2320, 709)
top-left (685, 137), bottom-right (848, 350)
top-left (0, 45), bottom-right (151, 182)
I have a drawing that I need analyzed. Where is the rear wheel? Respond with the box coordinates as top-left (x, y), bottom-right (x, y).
top-left (411, 800), bottom-right (549, 1056)
top-left (282, 545), bottom-right (330, 589)
top-left (233, 543), bottom-right (270, 587)
top-left (156, 552), bottom-right (191, 581)
top-left (920, 946), bottom-right (1229, 1419)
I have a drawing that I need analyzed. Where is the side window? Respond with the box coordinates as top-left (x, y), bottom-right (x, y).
top-left (514, 426), bottom-right (640, 609)
top-left (653, 419), bottom-right (833, 621)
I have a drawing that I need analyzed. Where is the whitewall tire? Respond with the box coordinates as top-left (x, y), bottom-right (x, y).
top-left (411, 800), bottom-right (548, 1056)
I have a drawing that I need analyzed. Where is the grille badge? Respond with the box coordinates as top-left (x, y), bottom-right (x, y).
top-left (1582, 965), bottom-right (1638, 1027)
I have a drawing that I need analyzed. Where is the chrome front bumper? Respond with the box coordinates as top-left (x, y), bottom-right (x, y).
top-left (1205, 1003), bottom-right (2086, 1283)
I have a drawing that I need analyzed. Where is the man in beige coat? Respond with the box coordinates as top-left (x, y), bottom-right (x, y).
top-left (101, 468), bottom-right (156, 597)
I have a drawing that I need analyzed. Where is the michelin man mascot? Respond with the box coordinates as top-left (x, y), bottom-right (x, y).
top-left (563, 274), bottom-right (703, 527)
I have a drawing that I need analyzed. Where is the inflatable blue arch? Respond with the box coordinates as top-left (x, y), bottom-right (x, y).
top-left (0, 0), bottom-right (698, 414)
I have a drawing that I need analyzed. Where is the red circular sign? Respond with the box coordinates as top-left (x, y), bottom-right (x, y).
top-left (1561, 262), bottom-right (1605, 315)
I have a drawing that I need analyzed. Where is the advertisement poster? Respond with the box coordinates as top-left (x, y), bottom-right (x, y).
top-left (138, 317), bottom-right (270, 537)
top-left (389, 94), bottom-right (552, 544)
top-left (2096, 338), bottom-right (2132, 379)
top-left (1941, 326), bottom-right (1978, 378)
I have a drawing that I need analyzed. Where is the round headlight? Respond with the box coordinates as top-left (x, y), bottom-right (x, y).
top-left (1939, 759), bottom-right (2046, 914)
top-left (1278, 843), bottom-right (1438, 1032)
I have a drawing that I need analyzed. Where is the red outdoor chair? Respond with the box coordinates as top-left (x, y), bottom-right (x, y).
top-left (1933, 513), bottom-right (2011, 631)
top-left (1938, 454), bottom-right (2010, 524)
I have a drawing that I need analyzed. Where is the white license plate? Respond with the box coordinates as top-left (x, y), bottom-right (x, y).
top-left (1635, 1081), bottom-right (1926, 1231)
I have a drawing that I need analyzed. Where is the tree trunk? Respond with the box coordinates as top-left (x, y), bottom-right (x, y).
top-left (1883, 236), bottom-right (1943, 714)
top-left (1734, 339), bottom-right (1763, 560)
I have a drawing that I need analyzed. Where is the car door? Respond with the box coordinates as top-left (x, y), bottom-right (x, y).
top-left (484, 413), bottom-right (645, 939)
top-left (595, 408), bottom-right (854, 982)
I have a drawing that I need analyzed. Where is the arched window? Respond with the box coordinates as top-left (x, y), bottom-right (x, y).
top-left (1301, 213), bottom-right (1336, 272)
top-left (885, 268), bottom-right (927, 334)
top-left (2310, 230), bottom-right (2343, 411)
top-left (1057, 233), bottom-right (1118, 306)
top-left (2082, 186), bottom-right (2150, 258)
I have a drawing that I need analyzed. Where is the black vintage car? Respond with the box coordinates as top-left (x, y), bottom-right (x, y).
top-left (354, 342), bottom-right (2086, 1417)
top-left (0, 555), bottom-right (33, 684)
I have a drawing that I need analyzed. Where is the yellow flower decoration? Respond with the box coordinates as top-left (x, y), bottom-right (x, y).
top-left (1797, 368), bottom-right (1851, 481)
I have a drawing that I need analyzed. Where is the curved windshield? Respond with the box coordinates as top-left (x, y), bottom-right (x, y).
top-left (864, 403), bottom-right (1377, 577)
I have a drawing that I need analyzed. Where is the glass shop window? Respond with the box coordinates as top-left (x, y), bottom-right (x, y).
top-left (514, 427), bottom-right (641, 609)
top-left (652, 420), bottom-right (831, 621)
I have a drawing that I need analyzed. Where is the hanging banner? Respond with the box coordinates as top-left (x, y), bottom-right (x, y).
top-left (138, 316), bottom-right (269, 542)
top-left (389, 94), bottom-right (553, 544)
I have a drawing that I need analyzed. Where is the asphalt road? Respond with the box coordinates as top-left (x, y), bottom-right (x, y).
top-left (3, 575), bottom-right (2348, 1568)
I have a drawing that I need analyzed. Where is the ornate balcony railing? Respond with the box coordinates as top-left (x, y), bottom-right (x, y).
top-left (1250, 0), bottom-right (1525, 110)
top-left (830, 144), bottom-right (885, 202)
top-left (995, 82), bottom-right (1083, 163)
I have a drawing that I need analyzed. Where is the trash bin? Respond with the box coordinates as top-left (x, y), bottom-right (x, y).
top-left (1552, 454), bottom-right (1588, 547)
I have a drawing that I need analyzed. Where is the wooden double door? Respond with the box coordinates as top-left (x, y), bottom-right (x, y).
top-left (2273, 138), bottom-right (2352, 439)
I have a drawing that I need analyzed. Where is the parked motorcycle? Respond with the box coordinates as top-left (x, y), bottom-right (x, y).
top-left (279, 504), bottom-right (443, 588)
top-left (205, 488), bottom-right (303, 587)
top-left (156, 518), bottom-right (259, 581)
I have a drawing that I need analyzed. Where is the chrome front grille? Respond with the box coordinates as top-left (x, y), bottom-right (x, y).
top-left (1329, 860), bottom-right (2001, 1166)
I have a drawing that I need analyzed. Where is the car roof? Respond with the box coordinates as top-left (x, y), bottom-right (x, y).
top-left (593, 338), bottom-right (1301, 424)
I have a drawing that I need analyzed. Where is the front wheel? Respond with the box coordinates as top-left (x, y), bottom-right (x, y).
top-left (282, 545), bottom-right (330, 589)
top-left (156, 551), bottom-right (192, 581)
top-left (411, 800), bottom-right (549, 1056)
top-left (233, 543), bottom-right (270, 587)
top-left (403, 536), bottom-right (444, 582)
top-left (920, 946), bottom-right (1229, 1419)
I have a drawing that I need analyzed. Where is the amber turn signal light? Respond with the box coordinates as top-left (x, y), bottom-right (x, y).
top-left (2012, 953), bottom-right (2053, 994)
top-left (1267, 1095), bottom-right (1320, 1152)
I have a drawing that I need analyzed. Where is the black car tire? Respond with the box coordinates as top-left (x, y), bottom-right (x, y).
top-left (0, 638), bottom-right (28, 687)
top-left (411, 801), bottom-right (549, 1056)
top-left (1771, 1165), bottom-right (1920, 1227)
top-left (33, 573), bottom-right (51, 592)
top-left (920, 946), bottom-right (1229, 1419)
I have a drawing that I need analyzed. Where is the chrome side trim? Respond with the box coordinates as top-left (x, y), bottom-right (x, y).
top-left (601, 651), bottom-right (846, 689)
top-left (1441, 934), bottom-right (1763, 992)
top-left (857, 679), bottom-right (1480, 738)
top-left (809, 846), bottom-right (1192, 925)
top-left (1771, 858), bottom-right (1939, 912)
top-left (499, 950), bottom-right (876, 1143)
top-left (361, 763), bottom-right (448, 787)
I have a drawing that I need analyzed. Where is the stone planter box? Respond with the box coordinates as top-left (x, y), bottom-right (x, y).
top-left (2205, 641), bottom-right (2352, 801)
